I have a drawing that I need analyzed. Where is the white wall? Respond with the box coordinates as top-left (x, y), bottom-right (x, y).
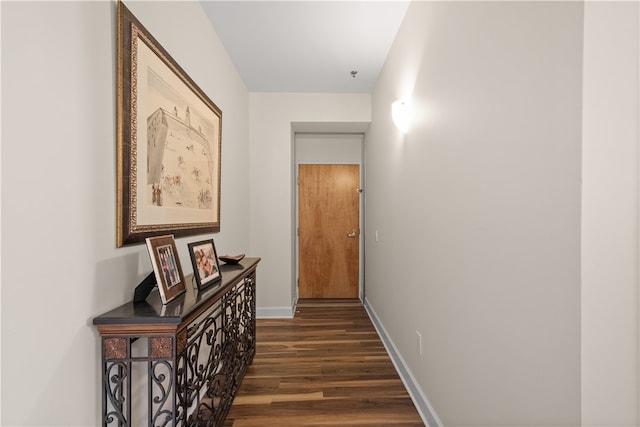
top-left (248, 93), bottom-right (370, 315)
top-left (365, 2), bottom-right (583, 425)
top-left (295, 133), bottom-right (363, 164)
top-left (1, 1), bottom-right (250, 425)
top-left (581, 2), bottom-right (640, 426)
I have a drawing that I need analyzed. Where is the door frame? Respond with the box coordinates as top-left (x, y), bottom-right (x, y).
top-left (293, 132), bottom-right (365, 304)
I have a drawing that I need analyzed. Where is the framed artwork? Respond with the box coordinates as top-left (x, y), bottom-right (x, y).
top-left (117, 1), bottom-right (222, 247)
top-left (187, 239), bottom-right (222, 290)
top-left (146, 235), bottom-right (186, 304)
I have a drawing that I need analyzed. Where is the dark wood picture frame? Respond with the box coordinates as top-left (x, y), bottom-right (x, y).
top-left (117, 1), bottom-right (222, 247)
top-left (187, 239), bottom-right (222, 290)
top-left (146, 235), bottom-right (186, 304)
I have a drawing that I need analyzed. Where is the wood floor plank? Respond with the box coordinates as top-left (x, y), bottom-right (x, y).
top-left (224, 301), bottom-right (424, 426)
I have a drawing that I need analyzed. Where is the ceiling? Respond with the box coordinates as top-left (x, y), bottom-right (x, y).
top-left (200, 1), bottom-right (410, 93)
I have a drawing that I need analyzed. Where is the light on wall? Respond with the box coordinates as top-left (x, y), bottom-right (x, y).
top-left (392, 99), bottom-right (411, 133)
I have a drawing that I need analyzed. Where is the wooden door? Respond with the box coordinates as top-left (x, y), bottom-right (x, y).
top-left (298, 164), bottom-right (360, 298)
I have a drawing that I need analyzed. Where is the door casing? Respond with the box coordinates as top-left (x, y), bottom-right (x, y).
top-left (293, 133), bottom-right (364, 303)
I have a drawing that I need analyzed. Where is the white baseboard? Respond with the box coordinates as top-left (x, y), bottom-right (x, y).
top-left (256, 306), bottom-right (295, 319)
top-left (364, 297), bottom-right (443, 427)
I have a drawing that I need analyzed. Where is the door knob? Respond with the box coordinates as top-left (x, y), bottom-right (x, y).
top-left (347, 230), bottom-right (358, 238)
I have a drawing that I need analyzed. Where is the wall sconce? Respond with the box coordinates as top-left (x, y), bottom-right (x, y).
top-left (392, 99), bottom-right (411, 133)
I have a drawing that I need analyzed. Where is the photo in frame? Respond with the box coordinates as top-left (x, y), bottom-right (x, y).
top-left (117, 1), bottom-right (222, 247)
top-left (188, 239), bottom-right (222, 290)
top-left (146, 235), bottom-right (186, 304)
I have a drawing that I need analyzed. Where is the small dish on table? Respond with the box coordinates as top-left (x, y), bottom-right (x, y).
top-left (218, 254), bottom-right (245, 265)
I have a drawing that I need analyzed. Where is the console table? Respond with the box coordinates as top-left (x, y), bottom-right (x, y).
top-left (93, 257), bottom-right (260, 426)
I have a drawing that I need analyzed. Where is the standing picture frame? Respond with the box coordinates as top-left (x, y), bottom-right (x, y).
top-left (146, 235), bottom-right (186, 304)
top-left (117, 1), bottom-right (222, 247)
top-left (187, 239), bottom-right (222, 290)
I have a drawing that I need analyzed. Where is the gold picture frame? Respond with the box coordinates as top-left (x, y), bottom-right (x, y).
top-left (117, 1), bottom-right (222, 247)
top-left (145, 235), bottom-right (186, 304)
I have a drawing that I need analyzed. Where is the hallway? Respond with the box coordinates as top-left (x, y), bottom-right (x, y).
top-left (224, 300), bottom-right (424, 426)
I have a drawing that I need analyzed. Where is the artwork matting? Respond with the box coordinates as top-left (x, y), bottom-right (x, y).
top-left (117, 1), bottom-right (222, 247)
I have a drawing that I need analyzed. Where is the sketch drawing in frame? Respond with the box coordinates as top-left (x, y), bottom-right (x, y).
top-left (146, 235), bottom-right (186, 304)
top-left (116, 1), bottom-right (222, 247)
top-left (188, 239), bottom-right (222, 290)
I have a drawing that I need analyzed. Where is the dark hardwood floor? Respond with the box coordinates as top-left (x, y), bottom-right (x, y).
top-left (223, 299), bottom-right (425, 426)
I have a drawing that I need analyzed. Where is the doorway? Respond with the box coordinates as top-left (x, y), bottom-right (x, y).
top-left (294, 133), bottom-right (364, 301)
top-left (298, 164), bottom-right (360, 298)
